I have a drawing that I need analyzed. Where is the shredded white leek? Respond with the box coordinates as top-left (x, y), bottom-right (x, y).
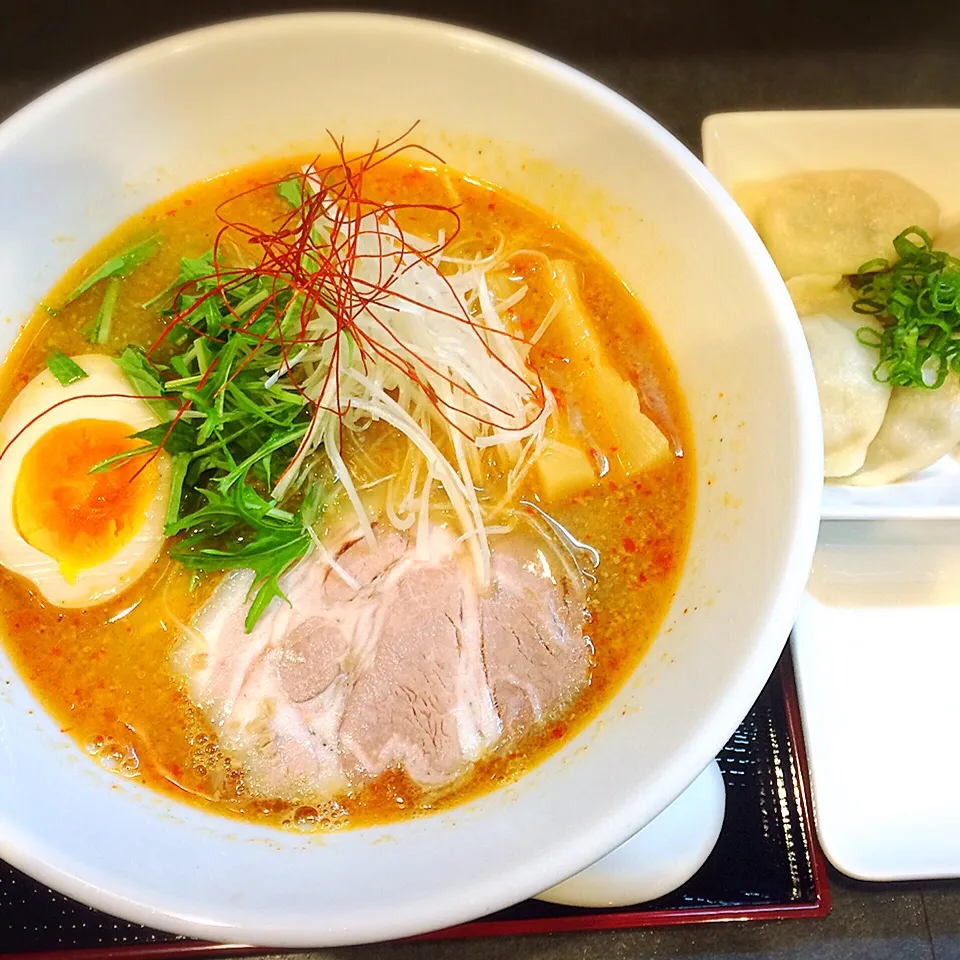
top-left (271, 166), bottom-right (558, 585)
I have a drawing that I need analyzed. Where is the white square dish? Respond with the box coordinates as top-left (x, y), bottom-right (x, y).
top-left (703, 109), bottom-right (960, 521)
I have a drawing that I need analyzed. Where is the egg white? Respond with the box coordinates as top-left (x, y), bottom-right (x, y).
top-left (0, 354), bottom-right (171, 607)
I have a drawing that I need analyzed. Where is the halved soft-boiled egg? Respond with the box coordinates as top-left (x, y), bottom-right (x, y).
top-left (0, 354), bottom-right (171, 607)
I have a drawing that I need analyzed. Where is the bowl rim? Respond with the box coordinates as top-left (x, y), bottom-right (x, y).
top-left (0, 10), bottom-right (823, 945)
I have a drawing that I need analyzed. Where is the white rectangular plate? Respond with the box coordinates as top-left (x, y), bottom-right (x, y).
top-left (794, 519), bottom-right (960, 881)
top-left (702, 109), bottom-right (960, 521)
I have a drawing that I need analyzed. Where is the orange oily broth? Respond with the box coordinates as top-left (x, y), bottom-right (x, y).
top-left (0, 157), bottom-right (693, 830)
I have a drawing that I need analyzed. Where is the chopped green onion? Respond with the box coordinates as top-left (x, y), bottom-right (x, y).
top-left (852, 227), bottom-right (960, 389)
top-left (46, 348), bottom-right (88, 386)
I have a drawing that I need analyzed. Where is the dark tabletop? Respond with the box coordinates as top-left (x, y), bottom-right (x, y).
top-left (2, 2), bottom-right (960, 958)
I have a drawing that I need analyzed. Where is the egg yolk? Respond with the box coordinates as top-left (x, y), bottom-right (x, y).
top-left (13, 419), bottom-right (160, 582)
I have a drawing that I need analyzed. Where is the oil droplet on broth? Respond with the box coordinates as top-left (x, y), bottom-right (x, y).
top-left (284, 801), bottom-right (348, 832)
top-left (86, 734), bottom-right (140, 778)
top-left (293, 805), bottom-right (319, 829)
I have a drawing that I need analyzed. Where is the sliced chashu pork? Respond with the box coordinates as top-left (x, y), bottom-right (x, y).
top-left (338, 559), bottom-right (494, 786)
top-left (481, 538), bottom-right (590, 729)
top-left (176, 525), bottom-right (589, 801)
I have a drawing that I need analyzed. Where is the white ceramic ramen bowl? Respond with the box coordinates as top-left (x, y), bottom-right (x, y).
top-left (0, 14), bottom-right (821, 946)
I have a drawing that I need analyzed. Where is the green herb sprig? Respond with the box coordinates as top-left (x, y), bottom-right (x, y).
top-left (168, 482), bottom-right (326, 632)
top-left (46, 348), bottom-right (89, 386)
top-left (85, 277), bottom-right (120, 345)
top-left (61, 235), bottom-right (160, 309)
top-left (101, 238), bottom-right (333, 630)
top-left (853, 227), bottom-right (960, 389)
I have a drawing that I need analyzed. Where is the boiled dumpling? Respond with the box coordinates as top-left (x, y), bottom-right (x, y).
top-left (788, 277), bottom-right (892, 478)
top-left (733, 180), bottom-right (774, 229)
top-left (846, 374), bottom-right (960, 485)
top-left (786, 274), bottom-right (847, 317)
top-left (737, 170), bottom-right (939, 280)
top-left (800, 304), bottom-right (892, 478)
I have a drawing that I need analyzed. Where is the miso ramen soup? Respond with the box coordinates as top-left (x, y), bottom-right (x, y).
top-left (0, 137), bottom-right (694, 830)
